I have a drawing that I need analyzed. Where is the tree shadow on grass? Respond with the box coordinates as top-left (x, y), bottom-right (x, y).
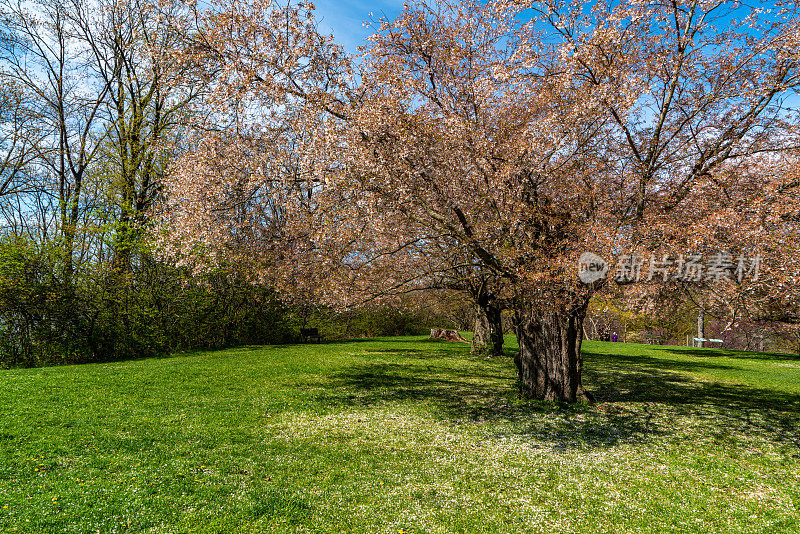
top-left (309, 347), bottom-right (800, 451)
top-left (311, 359), bottom-right (667, 449)
top-left (583, 350), bottom-right (800, 449)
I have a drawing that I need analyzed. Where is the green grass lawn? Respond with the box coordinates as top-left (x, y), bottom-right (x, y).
top-left (1, 337), bottom-right (798, 533)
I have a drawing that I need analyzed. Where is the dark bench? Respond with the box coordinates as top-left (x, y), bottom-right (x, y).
top-left (300, 328), bottom-right (324, 343)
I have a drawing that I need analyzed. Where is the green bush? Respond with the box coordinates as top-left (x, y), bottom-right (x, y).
top-left (0, 236), bottom-right (294, 367)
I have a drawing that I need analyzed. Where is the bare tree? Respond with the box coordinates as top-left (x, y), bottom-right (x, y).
top-left (0, 0), bottom-right (113, 282)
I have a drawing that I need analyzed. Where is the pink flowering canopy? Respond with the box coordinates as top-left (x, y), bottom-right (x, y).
top-left (158, 0), bottom-right (800, 401)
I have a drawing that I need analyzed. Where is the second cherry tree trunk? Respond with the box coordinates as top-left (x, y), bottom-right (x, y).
top-left (471, 300), bottom-right (504, 356)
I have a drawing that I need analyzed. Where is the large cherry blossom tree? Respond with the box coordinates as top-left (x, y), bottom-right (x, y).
top-left (161, 0), bottom-right (800, 402)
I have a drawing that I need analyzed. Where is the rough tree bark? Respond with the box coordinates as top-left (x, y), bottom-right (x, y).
top-left (472, 302), bottom-right (491, 352)
top-left (471, 302), bottom-right (504, 356)
top-left (513, 295), bottom-right (593, 403)
top-left (489, 308), bottom-right (504, 356)
top-left (471, 288), bottom-right (504, 356)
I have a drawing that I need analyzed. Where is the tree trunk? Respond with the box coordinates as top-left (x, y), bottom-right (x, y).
top-left (696, 307), bottom-right (705, 348)
top-left (514, 300), bottom-right (592, 403)
top-left (585, 316), bottom-right (597, 340)
top-left (471, 300), bottom-right (504, 356)
top-left (489, 305), bottom-right (504, 356)
top-left (471, 300), bottom-right (491, 354)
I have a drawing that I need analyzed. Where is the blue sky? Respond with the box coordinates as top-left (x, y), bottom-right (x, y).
top-left (314, 0), bottom-right (405, 52)
top-left (315, 0), bottom-right (797, 54)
